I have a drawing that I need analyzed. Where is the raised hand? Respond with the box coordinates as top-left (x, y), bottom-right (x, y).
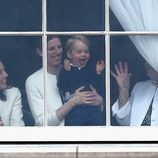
top-left (64, 58), bottom-right (71, 71)
top-left (96, 60), bottom-right (105, 75)
top-left (111, 62), bottom-right (131, 107)
top-left (111, 61), bottom-right (131, 91)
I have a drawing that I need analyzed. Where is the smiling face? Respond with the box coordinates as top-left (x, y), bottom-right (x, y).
top-left (47, 37), bottom-right (63, 68)
top-left (0, 62), bottom-right (8, 90)
top-left (68, 40), bottom-right (90, 68)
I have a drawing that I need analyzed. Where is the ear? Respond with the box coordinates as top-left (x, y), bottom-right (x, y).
top-left (36, 48), bottom-right (42, 57)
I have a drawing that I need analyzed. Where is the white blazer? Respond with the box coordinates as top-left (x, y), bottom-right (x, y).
top-left (25, 69), bottom-right (64, 126)
top-left (112, 80), bottom-right (158, 126)
top-left (0, 87), bottom-right (24, 126)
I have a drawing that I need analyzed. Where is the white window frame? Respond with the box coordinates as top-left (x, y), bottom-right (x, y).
top-left (0, 0), bottom-right (158, 143)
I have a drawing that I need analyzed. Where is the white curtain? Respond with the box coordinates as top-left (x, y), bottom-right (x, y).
top-left (110, 0), bottom-right (158, 72)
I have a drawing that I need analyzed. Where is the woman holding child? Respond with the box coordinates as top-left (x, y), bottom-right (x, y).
top-left (57, 35), bottom-right (105, 125)
top-left (26, 35), bottom-right (105, 126)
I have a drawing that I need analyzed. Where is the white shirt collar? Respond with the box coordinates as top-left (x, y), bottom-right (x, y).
top-left (70, 63), bottom-right (86, 70)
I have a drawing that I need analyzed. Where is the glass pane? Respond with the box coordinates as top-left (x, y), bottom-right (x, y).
top-left (110, 9), bottom-right (124, 31)
top-left (47, 35), bottom-right (106, 126)
top-left (0, 0), bottom-right (42, 31)
top-left (0, 36), bottom-right (43, 126)
top-left (47, 0), bottom-right (105, 31)
top-left (110, 35), bottom-right (149, 126)
top-left (110, 1), bottom-right (158, 32)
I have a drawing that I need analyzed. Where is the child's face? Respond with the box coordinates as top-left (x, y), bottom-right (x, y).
top-left (68, 40), bottom-right (90, 67)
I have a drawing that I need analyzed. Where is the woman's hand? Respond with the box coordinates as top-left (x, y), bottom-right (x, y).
top-left (111, 61), bottom-right (131, 107)
top-left (111, 61), bottom-right (131, 92)
top-left (70, 86), bottom-right (103, 106)
top-left (87, 85), bottom-right (103, 106)
top-left (56, 86), bottom-right (103, 121)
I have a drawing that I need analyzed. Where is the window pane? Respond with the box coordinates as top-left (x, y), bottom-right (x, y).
top-left (110, 1), bottom-right (158, 32)
top-left (110, 35), bottom-right (148, 126)
top-left (47, 35), bottom-right (106, 126)
top-left (0, 0), bottom-right (42, 31)
top-left (47, 0), bottom-right (105, 31)
top-left (0, 36), bottom-right (43, 126)
top-left (110, 9), bottom-right (124, 31)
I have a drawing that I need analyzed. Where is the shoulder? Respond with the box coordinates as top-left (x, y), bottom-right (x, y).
top-left (134, 80), bottom-right (151, 88)
top-left (132, 80), bottom-right (152, 93)
top-left (26, 69), bottom-right (42, 85)
top-left (4, 87), bottom-right (21, 98)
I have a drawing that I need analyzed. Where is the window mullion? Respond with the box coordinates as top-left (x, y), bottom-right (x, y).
top-left (105, 0), bottom-right (111, 126)
top-left (42, 0), bottom-right (48, 127)
top-left (105, 0), bottom-right (109, 32)
top-left (105, 34), bottom-right (111, 126)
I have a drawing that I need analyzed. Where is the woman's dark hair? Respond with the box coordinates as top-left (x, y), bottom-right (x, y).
top-left (0, 90), bottom-right (6, 101)
top-left (37, 35), bottom-right (61, 50)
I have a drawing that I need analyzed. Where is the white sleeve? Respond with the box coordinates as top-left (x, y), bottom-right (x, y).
top-left (112, 99), bottom-right (131, 126)
top-left (10, 88), bottom-right (25, 126)
top-left (47, 85), bottom-right (63, 126)
top-left (26, 76), bottom-right (61, 126)
top-left (48, 110), bottom-right (61, 126)
top-left (25, 77), bottom-right (44, 126)
top-left (112, 86), bottom-right (136, 126)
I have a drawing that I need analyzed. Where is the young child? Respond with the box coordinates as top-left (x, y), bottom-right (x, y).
top-left (57, 35), bottom-right (105, 126)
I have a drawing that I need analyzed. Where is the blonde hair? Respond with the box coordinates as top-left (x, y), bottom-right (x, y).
top-left (65, 35), bottom-right (90, 56)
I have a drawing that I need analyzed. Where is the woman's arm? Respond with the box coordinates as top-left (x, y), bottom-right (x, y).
top-left (111, 62), bottom-right (131, 108)
top-left (56, 86), bottom-right (103, 121)
top-left (10, 88), bottom-right (25, 126)
top-left (112, 84), bottom-right (136, 126)
top-left (111, 62), bottom-right (132, 125)
top-left (25, 77), bottom-right (44, 126)
top-left (26, 74), bottom-right (103, 126)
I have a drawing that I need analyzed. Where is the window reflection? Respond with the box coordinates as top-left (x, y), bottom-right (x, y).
top-left (47, 0), bottom-right (105, 31)
top-left (0, 37), bottom-right (41, 126)
top-left (0, 0), bottom-right (41, 31)
top-left (110, 35), bottom-right (148, 126)
top-left (45, 35), bottom-right (106, 126)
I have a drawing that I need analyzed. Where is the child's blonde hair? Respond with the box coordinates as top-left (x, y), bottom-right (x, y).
top-left (65, 35), bottom-right (90, 56)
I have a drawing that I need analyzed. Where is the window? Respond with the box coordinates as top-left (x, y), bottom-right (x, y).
top-left (0, 0), bottom-right (158, 142)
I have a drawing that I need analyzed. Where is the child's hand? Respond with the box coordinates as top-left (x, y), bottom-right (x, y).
top-left (96, 60), bottom-right (105, 75)
top-left (64, 58), bottom-right (71, 71)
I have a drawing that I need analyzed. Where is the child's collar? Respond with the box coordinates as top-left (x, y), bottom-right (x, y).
top-left (70, 63), bottom-right (86, 70)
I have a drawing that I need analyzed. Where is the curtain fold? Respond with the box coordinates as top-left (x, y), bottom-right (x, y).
top-left (110, 0), bottom-right (158, 71)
